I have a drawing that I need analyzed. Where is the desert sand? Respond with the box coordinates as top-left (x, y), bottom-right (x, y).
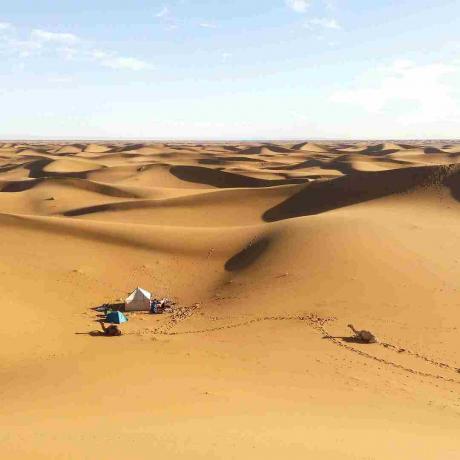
top-left (1, 140), bottom-right (460, 459)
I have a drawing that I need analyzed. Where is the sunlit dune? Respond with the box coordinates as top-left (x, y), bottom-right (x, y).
top-left (1, 140), bottom-right (460, 460)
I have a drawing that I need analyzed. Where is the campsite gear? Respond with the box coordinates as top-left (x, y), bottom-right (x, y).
top-left (106, 311), bottom-right (128, 324)
top-left (125, 287), bottom-right (152, 311)
top-left (150, 300), bottom-right (160, 314)
top-left (95, 304), bottom-right (113, 314)
top-left (149, 298), bottom-right (173, 314)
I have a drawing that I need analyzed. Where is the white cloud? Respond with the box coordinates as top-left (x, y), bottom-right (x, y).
top-left (323, 0), bottom-right (336, 11)
top-left (31, 29), bottom-right (79, 44)
top-left (155, 6), bottom-right (169, 18)
top-left (330, 59), bottom-right (460, 124)
top-left (58, 46), bottom-right (79, 60)
top-left (0, 29), bottom-right (79, 58)
top-left (90, 49), bottom-right (111, 60)
top-left (286, 0), bottom-right (310, 13)
top-left (0, 22), bottom-right (14, 32)
top-left (89, 49), bottom-right (150, 71)
top-left (97, 56), bottom-right (152, 71)
top-left (1, 38), bottom-right (41, 57)
top-left (155, 5), bottom-right (179, 31)
top-left (0, 23), bottom-right (150, 71)
top-left (199, 22), bottom-right (218, 29)
top-left (48, 75), bottom-right (73, 83)
top-left (305, 17), bottom-right (341, 29)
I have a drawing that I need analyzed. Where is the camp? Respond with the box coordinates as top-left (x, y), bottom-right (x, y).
top-left (125, 287), bottom-right (151, 311)
top-left (105, 311), bottom-right (128, 324)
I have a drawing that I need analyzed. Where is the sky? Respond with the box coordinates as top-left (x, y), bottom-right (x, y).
top-left (0, 0), bottom-right (459, 140)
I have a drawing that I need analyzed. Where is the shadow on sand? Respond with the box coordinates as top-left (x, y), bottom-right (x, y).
top-left (322, 335), bottom-right (374, 344)
top-left (90, 302), bottom-right (125, 312)
top-left (75, 330), bottom-right (106, 337)
top-left (263, 164), bottom-right (460, 222)
top-left (225, 237), bottom-right (270, 271)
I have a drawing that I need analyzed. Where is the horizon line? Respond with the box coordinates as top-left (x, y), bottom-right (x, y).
top-left (1, 137), bottom-right (459, 144)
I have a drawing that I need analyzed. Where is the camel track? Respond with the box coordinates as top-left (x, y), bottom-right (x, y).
top-left (129, 312), bottom-right (460, 384)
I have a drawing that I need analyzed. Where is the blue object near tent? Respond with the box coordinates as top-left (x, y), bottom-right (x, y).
top-left (150, 301), bottom-right (159, 314)
top-left (106, 311), bottom-right (128, 324)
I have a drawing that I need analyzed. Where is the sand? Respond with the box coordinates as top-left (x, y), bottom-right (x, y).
top-left (1, 140), bottom-right (459, 459)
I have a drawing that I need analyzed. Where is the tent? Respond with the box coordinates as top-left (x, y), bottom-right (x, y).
top-left (106, 311), bottom-right (128, 324)
top-left (125, 287), bottom-right (151, 311)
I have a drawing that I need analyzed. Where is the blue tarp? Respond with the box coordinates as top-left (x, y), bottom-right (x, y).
top-left (106, 311), bottom-right (128, 324)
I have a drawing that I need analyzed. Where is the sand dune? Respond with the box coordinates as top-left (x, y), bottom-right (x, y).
top-left (43, 158), bottom-right (103, 173)
top-left (1, 140), bottom-right (460, 460)
top-left (83, 143), bottom-right (113, 153)
top-left (291, 141), bottom-right (330, 152)
top-left (53, 144), bottom-right (83, 155)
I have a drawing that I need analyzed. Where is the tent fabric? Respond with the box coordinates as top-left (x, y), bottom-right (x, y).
top-left (125, 287), bottom-right (152, 312)
top-left (106, 311), bottom-right (128, 324)
top-left (126, 287), bottom-right (151, 301)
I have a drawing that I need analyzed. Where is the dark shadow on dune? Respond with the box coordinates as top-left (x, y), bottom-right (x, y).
top-left (397, 143), bottom-right (416, 149)
top-left (198, 158), bottom-right (228, 165)
top-left (61, 143), bottom-right (86, 151)
top-left (232, 146), bottom-right (262, 155)
top-left (170, 165), bottom-right (305, 188)
top-left (22, 158), bottom-right (90, 180)
top-left (266, 155), bottom-right (361, 176)
top-left (445, 168), bottom-right (460, 202)
top-left (424, 146), bottom-right (442, 154)
top-left (64, 179), bottom-right (138, 198)
top-left (1, 176), bottom-right (138, 198)
top-left (225, 156), bottom-right (261, 162)
top-left (333, 143), bottom-right (352, 150)
top-left (199, 156), bottom-right (260, 165)
top-left (325, 156), bottom-right (359, 175)
top-left (237, 144), bottom-right (292, 156)
top-left (266, 158), bottom-right (324, 171)
top-left (64, 202), bottom-right (124, 216)
top-left (263, 144), bottom-right (295, 153)
top-left (75, 331), bottom-right (105, 336)
top-left (0, 163), bottom-right (26, 174)
top-left (360, 144), bottom-right (390, 155)
top-left (264, 164), bottom-right (460, 221)
top-left (322, 335), bottom-right (374, 344)
top-left (0, 178), bottom-right (43, 192)
top-left (225, 237), bottom-right (270, 272)
top-left (222, 145), bottom-right (242, 152)
top-left (113, 143), bottom-right (145, 152)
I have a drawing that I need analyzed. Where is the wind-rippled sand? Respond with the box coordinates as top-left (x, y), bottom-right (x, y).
top-left (1, 140), bottom-right (460, 459)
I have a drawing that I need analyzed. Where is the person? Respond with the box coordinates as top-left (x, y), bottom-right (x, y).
top-left (99, 320), bottom-right (122, 336)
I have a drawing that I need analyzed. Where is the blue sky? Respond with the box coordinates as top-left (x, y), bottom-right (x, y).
top-left (0, 0), bottom-right (459, 139)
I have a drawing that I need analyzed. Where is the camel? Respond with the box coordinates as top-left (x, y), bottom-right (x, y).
top-left (347, 324), bottom-right (378, 343)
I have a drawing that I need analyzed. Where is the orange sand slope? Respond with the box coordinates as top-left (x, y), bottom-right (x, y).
top-left (1, 140), bottom-right (460, 459)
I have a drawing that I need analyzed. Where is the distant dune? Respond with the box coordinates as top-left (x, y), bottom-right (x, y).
top-left (1, 140), bottom-right (460, 460)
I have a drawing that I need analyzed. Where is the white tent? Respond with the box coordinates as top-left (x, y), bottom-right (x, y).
top-left (125, 287), bottom-right (151, 311)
